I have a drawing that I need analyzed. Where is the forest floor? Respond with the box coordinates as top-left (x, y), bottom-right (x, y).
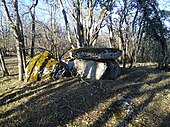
top-left (0, 56), bottom-right (170, 127)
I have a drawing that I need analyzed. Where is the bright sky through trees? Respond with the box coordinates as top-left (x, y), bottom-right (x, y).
top-left (0, 0), bottom-right (170, 28)
top-left (26, 0), bottom-right (170, 28)
top-left (158, 0), bottom-right (170, 27)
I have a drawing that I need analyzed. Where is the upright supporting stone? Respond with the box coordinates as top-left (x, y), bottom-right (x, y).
top-left (101, 61), bottom-right (120, 80)
top-left (73, 59), bottom-right (107, 80)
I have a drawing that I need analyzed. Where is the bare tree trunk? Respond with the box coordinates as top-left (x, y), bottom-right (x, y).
top-left (16, 40), bottom-right (24, 80)
top-left (107, 16), bottom-right (115, 48)
top-left (30, 0), bottom-right (38, 58)
top-left (90, 6), bottom-right (107, 46)
top-left (2, 0), bottom-right (25, 81)
top-left (31, 6), bottom-right (35, 58)
top-left (0, 48), bottom-right (9, 77)
top-left (85, 0), bottom-right (94, 46)
top-left (58, 0), bottom-right (75, 48)
top-left (21, 37), bottom-right (26, 70)
top-left (119, 21), bottom-right (126, 68)
top-left (155, 33), bottom-right (169, 69)
top-left (75, 0), bottom-right (84, 47)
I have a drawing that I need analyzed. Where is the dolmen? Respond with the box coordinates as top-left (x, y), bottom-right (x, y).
top-left (25, 48), bottom-right (122, 82)
top-left (68, 48), bottom-right (122, 80)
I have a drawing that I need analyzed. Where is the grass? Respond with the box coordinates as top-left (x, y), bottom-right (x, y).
top-left (0, 56), bottom-right (170, 127)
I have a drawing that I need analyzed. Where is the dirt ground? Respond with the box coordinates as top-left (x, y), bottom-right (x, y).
top-left (0, 56), bottom-right (170, 127)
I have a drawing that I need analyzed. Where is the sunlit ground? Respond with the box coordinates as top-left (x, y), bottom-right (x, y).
top-left (0, 56), bottom-right (169, 127)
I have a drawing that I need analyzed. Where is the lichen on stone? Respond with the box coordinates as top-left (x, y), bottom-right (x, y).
top-left (25, 55), bottom-right (40, 80)
top-left (71, 48), bottom-right (122, 60)
top-left (25, 51), bottom-right (61, 82)
top-left (41, 58), bottom-right (60, 80)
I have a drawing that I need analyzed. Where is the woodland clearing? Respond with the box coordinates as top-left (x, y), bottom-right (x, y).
top-left (0, 56), bottom-right (169, 127)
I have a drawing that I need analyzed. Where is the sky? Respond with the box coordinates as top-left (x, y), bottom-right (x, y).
top-left (20, 0), bottom-right (65, 27)
top-left (158, 0), bottom-right (170, 10)
top-left (158, 0), bottom-right (170, 27)
top-left (0, 0), bottom-right (170, 28)
top-left (32, 0), bottom-right (170, 28)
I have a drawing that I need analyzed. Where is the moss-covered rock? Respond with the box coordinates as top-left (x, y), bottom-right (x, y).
top-left (40, 58), bottom-right (60, 80)
top-left (25, 51), bottom-right (62, 82)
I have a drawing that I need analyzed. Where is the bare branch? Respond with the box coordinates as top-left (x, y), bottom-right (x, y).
top-left (57, 0), bottom-right (76, 48)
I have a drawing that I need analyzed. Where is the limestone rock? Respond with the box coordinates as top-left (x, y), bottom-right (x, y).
top-left (70, 59), bottom-right (107, 80)
top-left (71, 48), bottom-right (122, 60)
top-left (25, 48), bottom-right (122, 81)
top-left (69, 48), bottom-right (122, 80)
top-left (69, 59), bottom-right (120, 80)
top-left (25, 51), bottom-right (63, 82)
top-left (101, 61), bottom-right (120, 80)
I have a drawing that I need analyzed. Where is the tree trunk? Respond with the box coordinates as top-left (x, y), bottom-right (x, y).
top-left (158, 37), bottom-right (169, 69)
top-left (58, 0), bottom-right (75, 48)
top-left (90, 6), bottom-right (107, 46)
top-left (2, 0), bottom-right (25, 81)
top-left (31, 8), bottom-right (35, 58)
top-left (30, 0), bottom-right (38, 58)
top-left (85, 0), bottom-right (93, 46)
top-left (107, 16), bottom-right (115, 48)
top-left (119, 27), bottom-right (126, 68)
top-left (0, 48), bottom-right (9, 77)
top-left (21, 39), bottom-right (26, 70)
top-left (16, 40), bottom-right (24, 81)
top-left (75, 0), bottom-right (84, 47)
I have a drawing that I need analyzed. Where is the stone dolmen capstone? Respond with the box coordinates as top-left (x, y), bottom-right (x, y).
top-left (72, 48), bottom-right (122, 60)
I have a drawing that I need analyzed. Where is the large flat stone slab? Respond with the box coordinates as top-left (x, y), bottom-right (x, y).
top-left (71, 48), bottom-right (122, 60)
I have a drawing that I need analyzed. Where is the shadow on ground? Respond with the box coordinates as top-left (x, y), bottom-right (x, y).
top-left (0, 66), bottom-right (169, 127)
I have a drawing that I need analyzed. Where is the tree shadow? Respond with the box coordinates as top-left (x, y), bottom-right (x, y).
top-left (92, 67), bottom-right (170, 127)
top-left (0, 78), bottom-right (78, 117)
top-left (0, 66), bottom-right (169, 127)
top-left (158, 113), bottom-right (170, 127)
top-left (116, 83), bottom-right (170, 127)
top-left (0, 78), bottom-right (76, 106)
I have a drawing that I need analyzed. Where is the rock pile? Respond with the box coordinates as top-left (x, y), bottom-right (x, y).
top-left (25, 48), bottom-right (122, 82)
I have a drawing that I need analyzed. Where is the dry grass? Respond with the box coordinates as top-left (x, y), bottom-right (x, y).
top-left (0, 56), bottom-right (170, 127)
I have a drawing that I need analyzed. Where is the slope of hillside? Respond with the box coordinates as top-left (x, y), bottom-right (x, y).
top-left (0, 57), bottom-right (169, 127)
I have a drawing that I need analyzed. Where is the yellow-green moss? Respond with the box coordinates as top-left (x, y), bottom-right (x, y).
top-left (25, 51), bottom-right (61, 82)
top-left (25, 51), bottom-right (52, 82)
top-left (30, 51), bottom-right (51, 81)
top-left (25, 55), bottom-right (40, 81)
